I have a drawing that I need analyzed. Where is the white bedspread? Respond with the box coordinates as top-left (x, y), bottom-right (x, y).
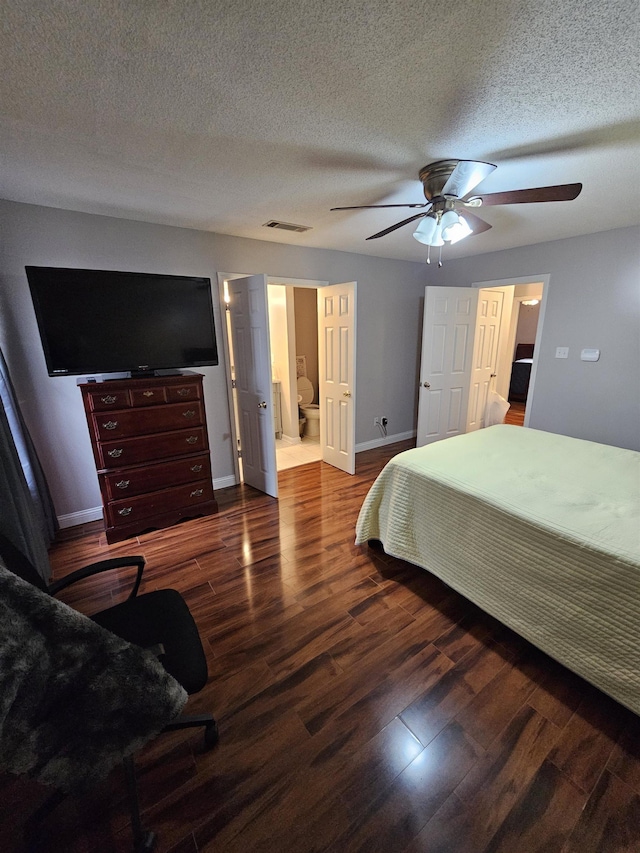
top-left (356, 425), bottom-right (640, 714)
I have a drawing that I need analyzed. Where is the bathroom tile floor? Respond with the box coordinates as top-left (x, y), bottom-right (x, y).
top-left (275, 435), bottom-right (322, 470)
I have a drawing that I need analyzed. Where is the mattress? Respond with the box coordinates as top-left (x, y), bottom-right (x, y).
top-left (356, 425), bottom-right (640, 714)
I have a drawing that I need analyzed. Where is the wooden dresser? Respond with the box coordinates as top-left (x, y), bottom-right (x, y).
top-left (79, 373), bottom-right (217, 543)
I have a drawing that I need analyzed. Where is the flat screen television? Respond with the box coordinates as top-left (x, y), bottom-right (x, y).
top-left (25, 266), bottom-right (219, 377)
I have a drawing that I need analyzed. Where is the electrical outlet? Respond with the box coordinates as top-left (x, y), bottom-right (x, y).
top-left (381, 417), bottom-right (388, 427)
top-left (374, 417), bottom-right (380, 426)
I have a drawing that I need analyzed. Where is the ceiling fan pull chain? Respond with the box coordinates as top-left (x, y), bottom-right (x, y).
top-left (426, 245), bottom-right (431, 264)
top-left (438, 245), bottom-right (443, 267)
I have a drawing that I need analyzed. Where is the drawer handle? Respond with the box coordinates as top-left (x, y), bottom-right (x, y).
top-left (190, 488), bottom-right (204, 498)
top-left (185, 436), bottom-right (198, 444)
top-left (102, 420), bottom-right (118, 430)
top-left (176, 388), bottom-right (191, 397)
top-left (108, 448), bottom-right (124, 458)
top-left (118, 507), bottom-right (133, 516)
top-left (101, 395), bottom-right (117, 404)
top-left (143, 390), bottom-right (155, 397)
top-left (182, 410), bottom-right (196, 419)
top-left (115, 479), bottom-right (130, 489)
top-left (190, 464), bottom-right (203, 472)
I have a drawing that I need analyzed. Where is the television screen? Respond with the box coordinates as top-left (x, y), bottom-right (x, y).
top-left (25, 266), bottom-right (219, 376)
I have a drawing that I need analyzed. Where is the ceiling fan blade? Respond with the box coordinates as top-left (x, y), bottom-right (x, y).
top-left (331, 203), bottom-right (429, 211)
top-left (469, 183), bottom-right (582, 206)
top-left (441, 160), bottom-right (496, 199)
top-left (460, 210), bottom-right (492, 234)
top-left (366, 212), bottom-right (429, 240)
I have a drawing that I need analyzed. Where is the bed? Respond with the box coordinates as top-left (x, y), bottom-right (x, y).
top-left (355, 425), bottom-right (640, 715)
top-left (508, 343), bottom-right (534, 402)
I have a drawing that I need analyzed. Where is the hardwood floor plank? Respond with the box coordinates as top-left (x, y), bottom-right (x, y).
top-left (562, 770), bottom-right (640, 853)
top-left (296, 617), bottom-right (456, 738)
top-left (527, 659), bottom-right (586, 728)
top-left (201, 718), bottom-right (423, 853)
top-left (404, 792), bottom-right (480, 853)
top-left (483, 760), bottom-right (587, 853)
top-left (607, 713), bottom-right (640, 794)
top-left (400, 639), bottom-right (514, 747)
top-left (453, 705), bottom-right (562, 849)
top-left (139, 710), bottom-right (313, 851)
top-left (548, 692), bottom-right (626, 793)
top-left (454, 653), bottom-right (541, 749)
top-left (332, 721), bottom-right (484, 852)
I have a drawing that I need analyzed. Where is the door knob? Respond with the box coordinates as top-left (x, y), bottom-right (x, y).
top-left (257, 401), bottom-right (268, 409)
top-left (343, 391), bottom-right (352, 397)
top-left (422, 381), bottom-right (431, 388)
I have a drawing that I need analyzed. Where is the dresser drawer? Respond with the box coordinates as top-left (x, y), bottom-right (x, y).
top-left (86, 389), bottom-right (132, 411)
top-left (106, 479), bottom-right (214, 529)
top-left (103, 453), bottom-right (211, 500)
top-left (166, 382), bottom-right (201, 403)
top-left (130, 386), bottom-right (168, 407)
top-left (92, 401), bottom-right (204, 441)
top-left (98, 427), bottom-right (208, 468)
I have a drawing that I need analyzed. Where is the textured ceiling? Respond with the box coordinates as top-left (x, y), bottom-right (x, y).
top-left (1, 0), bottom-right (639, 262)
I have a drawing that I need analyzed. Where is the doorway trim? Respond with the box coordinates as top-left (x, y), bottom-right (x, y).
top-left (471, 274), bottom-right (550, 427)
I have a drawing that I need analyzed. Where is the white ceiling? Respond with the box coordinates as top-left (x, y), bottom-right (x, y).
top-left (1, 0), bottom-right (639, 263)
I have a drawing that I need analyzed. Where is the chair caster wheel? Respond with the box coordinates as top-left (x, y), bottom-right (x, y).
top-left (204, 720), bottom-right (219, 749)
top-left (135, 830), bottom-right (156, 852)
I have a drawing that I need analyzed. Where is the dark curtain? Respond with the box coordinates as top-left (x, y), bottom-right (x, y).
top-left (0, 348), bottom-right (58, 581)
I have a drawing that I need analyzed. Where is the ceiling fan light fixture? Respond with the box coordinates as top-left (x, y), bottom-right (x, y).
top-left (413, 214), bottom-right (439, 245)
top-left (443, 214), bottom-right (473, 244)
top-left (440, 209), bottom-right (459, 232)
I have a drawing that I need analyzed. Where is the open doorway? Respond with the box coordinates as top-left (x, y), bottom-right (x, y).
top-left (219, 273), bottom-right (358, 490)
top-left (267, 282), bottom-right (323, 471)
top-left (417, 274), bottom-right (548, 447)
top-left (472, 276), bottom-right (547, 430)
top-left (505, 288), bottom-right (543, 425)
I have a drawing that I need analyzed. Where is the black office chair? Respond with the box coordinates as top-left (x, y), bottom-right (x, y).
top-left (0, 534), bottom-right (218, 852)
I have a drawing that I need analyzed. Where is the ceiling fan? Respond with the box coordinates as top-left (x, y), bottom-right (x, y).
top-left (331, 159), bottom-right (582, 265)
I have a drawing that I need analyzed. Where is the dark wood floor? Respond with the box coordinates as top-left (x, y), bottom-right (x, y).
top-left (2, 440), bottom-right (639, 852)
top-left (504, 401), bottom-right (526, 426)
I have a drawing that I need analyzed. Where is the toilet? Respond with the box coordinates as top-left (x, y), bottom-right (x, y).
top-left (297, 376), bottom-right (320, 437)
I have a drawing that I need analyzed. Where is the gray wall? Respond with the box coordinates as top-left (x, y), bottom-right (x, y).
top-left (0, 199), bottom-right (429, 521)
top-left (434, 225), bottom-right (640, 451)
top-left (1, 199), bottom-right (637, 525)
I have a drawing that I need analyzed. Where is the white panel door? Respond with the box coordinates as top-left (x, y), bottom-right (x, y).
top-left (466, 288), bottom-right (505, 432)
top-left (227, 275), bottom-right (278, 497)
top-left (318, 282), bottom-right (356, 474)
top-left (416, 286), bottom-right (477, 447)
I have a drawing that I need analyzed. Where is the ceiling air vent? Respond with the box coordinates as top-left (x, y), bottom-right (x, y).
top-left (263, 220), bottom-right (311, 233)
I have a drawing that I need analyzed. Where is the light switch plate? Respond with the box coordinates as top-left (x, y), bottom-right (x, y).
top-left (581, 348), bottom-right (600, 362)
top-left (555, 347), bottom-right (569, 359)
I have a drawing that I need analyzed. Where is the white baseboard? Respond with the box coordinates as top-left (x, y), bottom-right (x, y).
top-left (213, 474), bottom-right (238, 490)
top-left (278, 433), bottom-right (301, 447)
top-left (356, 430), bottom-right (416, 453)
top-left (57, 506), bottom-right (104, 529)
